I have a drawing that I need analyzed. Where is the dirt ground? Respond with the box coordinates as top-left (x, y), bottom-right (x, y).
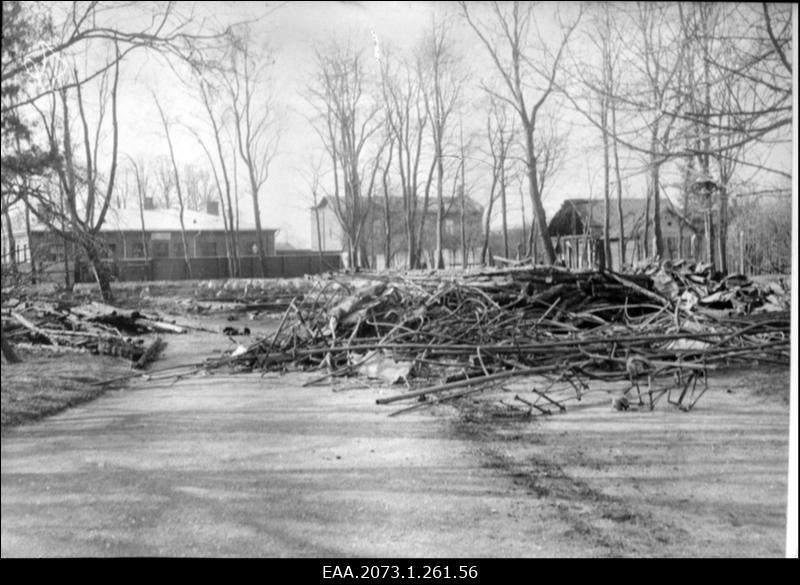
top-left (454, 368), bottom-right (791, 557)
top-left (1, 310), bottom-right (792, 557)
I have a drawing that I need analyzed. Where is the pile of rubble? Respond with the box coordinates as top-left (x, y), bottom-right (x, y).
top-left (640, 260), bottom-right (790, 315)
top-left (1, 300), bottom-right (188, 368)
top-left (202, 266), bottom-right (789, 415)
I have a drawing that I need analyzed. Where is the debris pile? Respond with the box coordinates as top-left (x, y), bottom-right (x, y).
top-left (638, 260), bottom-right (790, 315)
top-left (1, 300), bottom-right (187, 368)
top-left (203, 267), bottom-right (790, 415)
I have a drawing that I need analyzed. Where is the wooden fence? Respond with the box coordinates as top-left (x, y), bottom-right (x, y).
top-left (71, 253), bottom-right (342, 283)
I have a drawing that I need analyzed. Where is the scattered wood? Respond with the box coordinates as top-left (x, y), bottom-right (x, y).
top-left (192, 267), bottom-right (788, 416)
top-left (134, 337), bottom-right (167, 370)
top-left (1, 300), bottom-right (187, 367)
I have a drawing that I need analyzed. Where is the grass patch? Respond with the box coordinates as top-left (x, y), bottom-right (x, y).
top-left (1, 349), bottom-right (131, 429)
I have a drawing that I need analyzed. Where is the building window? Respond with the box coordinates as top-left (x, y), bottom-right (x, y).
top-left (48, 245), bottom-right (65, 262)
top-left (132, 242), bottom-right (146, 258)
top-left (152, 241), bottom-right (169, 258)
top-left (173, 241), bottom-right (185, 258)
top-left (199, 241), bottom-right (217, 257)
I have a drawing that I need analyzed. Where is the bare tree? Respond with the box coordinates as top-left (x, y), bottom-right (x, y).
top-left (153, 155), bottom-right (173, 209)
top-left (460, 1), bottom-right (581, 265)
top-left (3, 2), bottom-right (242, 116)
top-left (196, 79), bottom-right (239, 275)
top-left (126, 156), bottom-right (150, 263)
top-left (480, 97), bottom-right (515, 264)
top-left (1, 193), bottom-right (18, 276)
top-left (153, 94), bottom-right (192, 277)
top-left (419, 15), bottom-right (463, 269)
top-left (633, 4), bottom-right (688, 259)
top-left (303, 154), bottom-right (326, 256)
top-left (223, 29), bottom-right (281, 276)
top-left (190, 126), bottom-right (238, 276)
top-left (570, 4), bottom-right (626, 268)
top-left (677, 2), bottom-right (791, 272)
top-left (380, 47), bottom-right (432, 269)
top-left (563, 3), bottom-right (791, 271)
top-left (27, 49), bottom-right (121, 302)
top-left (182, 163), bottom-right (215, 212)
top-left (380, 135), bottom-right (395, 269)
top-left (308, 41), bottom-right (385, 269)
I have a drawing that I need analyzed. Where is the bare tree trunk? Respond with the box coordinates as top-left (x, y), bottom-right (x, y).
top-left (459, 2), bottom-right (576, 267)
top-left (643, 175), bottom-right (651, 259)
top-left (405, 220), bottom-right (417, 270)
top-left (652, 161), bottom-right (663, 258)
top-left (500, 169), bottom-right (508, 259)
top-left (84, 242), bottom-right (113, 302)
top-left (435, 143), bottom-right (445, 269)
top-left (24, 201), bottom-right (35, 283)
top-left (3, 206), bottom-right (17, 276)
top-left (248, 174), bottom-right (268, 276)
top-left (382, 140), bottom-right (394, 269)
top-left (481, 161), bottom-right (499, 266)
top-left (63, 237), bottom-right (71, 290)
top-left (193, 114), bottom-right (238, 277)
top-left (611, 102), bottom-right (625, 268)
top-left (459, 126), bottom-right (467, 269)
top-left (529, 219), bottom-right (538, 264)
top-left (416, 158), bottom-right (436, 266)
top-left (1, 325), bottom-right (21, 364)
top-left (601, 95), bottom-right (611, 270)
top-left (717, 184), bottom-right (728, 273)
top-left (519, 183), bottom-right (527, 258)
top-left (153, 96), bottom-right (192, 278)
top-left (524, 126), bottom-right (556, 264)
top-left (137, 186), bottom-right (149, 269)
top-left (480, 196), bottom-right (494, 266)
top-left (704, 192), bottom-right (716, 267)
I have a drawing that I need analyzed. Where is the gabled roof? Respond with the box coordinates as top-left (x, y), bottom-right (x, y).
top-left (30, 206), bottom-right (272, 233)
top-left (313, 195), bottom-right (483, 217)
top-left (548, 198), bottom-right (701, 239)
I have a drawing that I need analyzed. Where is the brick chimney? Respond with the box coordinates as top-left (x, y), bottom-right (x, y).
top-left (143, 196), bottom-right (155, 210)
top-left (206, 200), bottom-right (219, 216)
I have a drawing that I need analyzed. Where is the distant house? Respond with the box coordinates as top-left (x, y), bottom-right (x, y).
top-left (547, 198), bottom-right (704, 269)
top-left (310, 195), bottom-right (484, 268)
top-left (12, 198), bottom-right (277, 281)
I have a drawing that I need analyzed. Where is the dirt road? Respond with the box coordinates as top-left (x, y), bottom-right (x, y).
top-left (1, 320), bottom-right (790, 557)
top-left (1, 325), bottom-right (585, 557)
